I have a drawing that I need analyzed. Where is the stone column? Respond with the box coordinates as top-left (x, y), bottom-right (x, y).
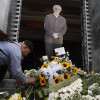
top-left (89, 0), bottom-right (100, 73)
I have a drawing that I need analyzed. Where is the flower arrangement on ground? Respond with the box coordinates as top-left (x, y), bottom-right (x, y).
top-left (0, 52), bottom-right (100, 100)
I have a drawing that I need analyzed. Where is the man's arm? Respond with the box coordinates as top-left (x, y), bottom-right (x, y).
top-left (8, 52), bottom-right (35, 84)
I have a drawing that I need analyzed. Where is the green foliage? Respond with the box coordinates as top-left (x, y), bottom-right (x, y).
top-left (81, 89), bottom-right (88, 95)
top-left (80, 76), bottom-right (89, 95)
top-left (43, 96), bottom-right (49, 100)
top-left (92, 88), bottom-right (100, 97)
top-left (88, 73), bottom-right (100, 85)
top-left (67, 92), bottom-right (84, 100)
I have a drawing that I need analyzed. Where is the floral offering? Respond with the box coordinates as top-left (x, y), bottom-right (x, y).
top-left (0, 52), bottom-right (100, 100)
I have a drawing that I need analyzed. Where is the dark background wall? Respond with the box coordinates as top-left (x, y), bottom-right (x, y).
top-left (20, 39), bottom-right (82, 70)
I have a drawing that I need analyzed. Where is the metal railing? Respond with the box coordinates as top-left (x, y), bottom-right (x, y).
top-left (8, 0), bottom-right (22, 42)
top-left (81, 0), bottom-right (92, 73)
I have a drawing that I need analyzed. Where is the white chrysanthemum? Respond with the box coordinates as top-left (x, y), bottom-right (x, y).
top-left (9, 93), bottom-right (19, 100)
top-left (30, 69), bottom-right (35, 72)
top-left (54, 92), bottom-right (59, 98)
top-left (64, 93), bottom-right (70, 98)
top-left (67, 52), bottom-right (69, 56)
top-left (60, 93), bottom-right (64, 98)
top-left (68, 84), bottom-right (73, 89)
top-left (74, 83), bottom-right (79, 88)
top-left (58, 89), bottom-right (62, 93)
top-left (69, 83), bottom-right (77, 91)
top-left (70, 82), bottom-right (74, 87)
top-left (77, 87), bottom-right (82, 92)
top-left (73, 80), bottom-right (78, 85)
top-left (95, 95), bottom-right (100, 100)
top-left (83, 95), bottom-right (96, 100)
top-left (89, 83), bottom-right (99, 90)
top-left (67, 88), bottom-right (74, 95)
top-left (71, 86), bottom-right (77, 91)
top-left (69, 83), bottom-right (74, 87)
top-left (23, 97), bottom-right (26, 100)
top-left (25, 71), bottom-right (31, 77)
top-left (88, 90), bottom-right (92, 95)
top-left (70, 91), bottom-right (75, 95)
top-left (76, 84), bottom-right (80, 88)
top-left (78, 82), bottom-right (83, 87)
top-left (25, 69), bottom-right (37, 77)
top-left (44, 61), bottom-right (48, 64)
top-left (60, 87), bottom-right (64, 91)
top-left (77, 78), bottom-right (82, 83)
top-left (61, 87), bottom-right (67, 93)
top-left (65, 57), bottom-right (69, 62)
top-left (96, 73), bottom-right (100, 76)
top-left (67, 88), bottom-right (72, 92)
top-left (84, 72), bottom-right (87, 76)
top-left (64, 86), bottom-right (69, 90)
top-left (68, 60), bottom-right (72, 65)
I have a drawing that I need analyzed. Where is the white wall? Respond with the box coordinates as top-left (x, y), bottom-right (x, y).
top-left (0, 0), bottom-right (11, 33)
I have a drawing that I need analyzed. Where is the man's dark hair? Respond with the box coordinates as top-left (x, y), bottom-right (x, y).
top-left (22, 40), bottom-right (33, 52)
top-left (0, 30), bottom-right (8, 40)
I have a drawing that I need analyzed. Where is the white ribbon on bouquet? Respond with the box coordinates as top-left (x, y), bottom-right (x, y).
top-left (35, 61), bottom-right (64, 100)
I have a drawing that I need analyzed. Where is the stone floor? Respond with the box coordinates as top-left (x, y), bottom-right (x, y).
top-left (0, 79), bottom-right (17, 92)
top-left (0, 71), bottom-right (17, 92)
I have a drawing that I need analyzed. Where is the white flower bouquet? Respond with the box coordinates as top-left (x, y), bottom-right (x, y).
top-left (0, 52), bottom-right (100, 100)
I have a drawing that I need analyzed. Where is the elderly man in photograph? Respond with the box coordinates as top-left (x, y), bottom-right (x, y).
top-left (44, 5), bottom-right (67, 60)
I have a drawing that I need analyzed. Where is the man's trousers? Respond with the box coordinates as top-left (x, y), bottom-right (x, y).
top-left (45, 42), bottom-right (62, 60)
top-left (0, 65), bottom-right (7, 83)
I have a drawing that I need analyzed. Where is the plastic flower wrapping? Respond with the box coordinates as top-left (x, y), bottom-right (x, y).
top-left (0, 51), bottom-right (100, 100)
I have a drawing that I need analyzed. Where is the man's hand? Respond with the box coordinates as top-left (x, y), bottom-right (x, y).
top-left (27, 78), bottom-right (36, 84)
top-left (53, 33), bottom-right (59, 39)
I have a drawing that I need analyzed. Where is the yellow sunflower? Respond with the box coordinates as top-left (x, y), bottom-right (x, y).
top-left (62, 73), bottom-right (70, 81)
top-left (74, 68), bottom-right (78, 75)
top-left (61, 62), bottom-right (69, 69)
top-left (40, 78), bottom-right (46, 85)
top-left (41, 64), bottom-right (48, 68)
top-left (67, 63), bottom-right (73, 67)
top-left (53, 77), bottom-right (61, 85)
top-left (69, 64), bottom-right (73, 67)
top-left (39, 72), bottom-right (44, 79)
